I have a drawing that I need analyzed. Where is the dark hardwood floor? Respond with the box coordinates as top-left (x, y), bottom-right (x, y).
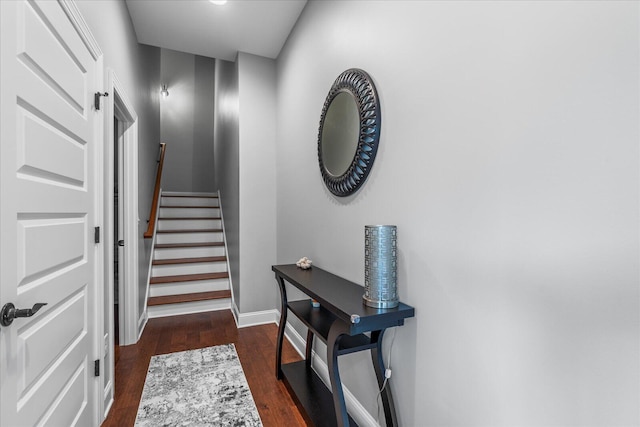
top-left (102, 310), bottom-right (306, 427)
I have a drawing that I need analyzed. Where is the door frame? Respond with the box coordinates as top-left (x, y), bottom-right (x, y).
top-left (101, 69), bottom-right (140, 420)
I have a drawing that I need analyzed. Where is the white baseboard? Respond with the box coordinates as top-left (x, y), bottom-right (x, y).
top-left (140, 188), bottom-right (162, 344)
top-left (137, 311), bottom-right (148, 341)
top-left (218, 190), bottom-right (236, 324)
top-left (235, 308), bottom-right (279, 328)
top-left (103, 395), bottom-right (114, 423)
top-left (277, 312), bottom-right (379, 427)
top-left (231, 302), bottom-right (240, 326)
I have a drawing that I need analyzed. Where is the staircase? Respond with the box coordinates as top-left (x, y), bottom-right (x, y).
top-left (147, 191), bottom-right (232, 318)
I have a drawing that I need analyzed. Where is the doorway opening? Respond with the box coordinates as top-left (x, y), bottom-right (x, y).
top-left (113, 116), bottom-right (124, 358)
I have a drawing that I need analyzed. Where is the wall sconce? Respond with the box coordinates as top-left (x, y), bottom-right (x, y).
top-left (160, 84), bottom-right (169, 98)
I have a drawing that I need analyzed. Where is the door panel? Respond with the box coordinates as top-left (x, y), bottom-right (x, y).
top-left (1, 1), bottom-right (100, 426)
top-left (19, 109), bottom-right (86, 186)
top-left (18, 0), bottom-right (92, 113)
top-left (19, 290), bottom-right (86, 389)
top-left (18, 217), bottom-right (86, 285)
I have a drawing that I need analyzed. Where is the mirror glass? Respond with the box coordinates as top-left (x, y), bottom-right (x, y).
top-left (317, 68), bottom-right (380, 197)
top-left (320, 92), bottom-right (360, 176)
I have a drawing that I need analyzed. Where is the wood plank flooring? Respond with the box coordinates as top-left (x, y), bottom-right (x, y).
top-left (102, 310), bottom-right (306, 427)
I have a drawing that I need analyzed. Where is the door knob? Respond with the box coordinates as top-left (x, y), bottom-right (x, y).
top-left (118, 240), bottom-right (125, 246)
top-left (0, 302), bottom-right (47, 327)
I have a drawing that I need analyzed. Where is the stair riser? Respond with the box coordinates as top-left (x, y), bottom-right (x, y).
top-left (149, 278), bottom-right (230, 297)
top-left (161, 197), bottom-right (219, 207)
top-left (158, 219), bottom-right (222, 230)
top-left (156, 232), bottom-right (224, 245)
top-left (147, 298), bottom-right (231, 319)
top-left (152, 262), bottom-right (228, 277)
top-left (159, 207), bottom-right (220, 218)
top-left (154, 246), bottom-right (226, 259)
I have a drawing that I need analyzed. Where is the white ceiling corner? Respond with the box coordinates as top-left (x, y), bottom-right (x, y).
top-left (125, 0), bottom-right (307, 61)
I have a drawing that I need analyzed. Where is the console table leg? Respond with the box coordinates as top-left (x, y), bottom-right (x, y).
top-left (371, 329), bottom-right (398, 427)
top-left (275, 275), bottom-right (288, 379)
top-left (305, 329), bottom-right (314, 370)
top-left (328, 320), bottom-right (351, 427)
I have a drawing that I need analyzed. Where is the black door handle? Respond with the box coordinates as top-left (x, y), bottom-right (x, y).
top-left (1, 302), bottom-right (47, 327)
top-left (118, 240), bottom-right (124, 246)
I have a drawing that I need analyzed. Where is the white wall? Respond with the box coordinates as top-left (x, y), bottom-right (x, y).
top-left (237, 52), bottom-right (277, 313)
top-left (213, 54), bottom-right (278, 314)
top-left (276, 1), bottom-right (639, 425)
top-left (160, 48), bottom-right (215, 192)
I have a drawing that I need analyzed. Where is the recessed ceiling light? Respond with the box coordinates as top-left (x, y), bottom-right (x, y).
top-left (209, 0), bottom-right (227, 5)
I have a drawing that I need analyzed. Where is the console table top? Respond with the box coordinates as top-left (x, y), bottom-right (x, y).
top-left (272, 264), bottom-right (415, 334)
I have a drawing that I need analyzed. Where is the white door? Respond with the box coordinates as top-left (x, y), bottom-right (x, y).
top-left (0, 1), bottom-right (101, 426)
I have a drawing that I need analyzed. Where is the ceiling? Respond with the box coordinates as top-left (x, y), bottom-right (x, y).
top-left (125, 0), bottom-right (307, 61)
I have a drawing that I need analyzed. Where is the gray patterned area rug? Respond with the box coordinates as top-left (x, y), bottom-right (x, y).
top-left (135, 344), bottom-right (263, 427)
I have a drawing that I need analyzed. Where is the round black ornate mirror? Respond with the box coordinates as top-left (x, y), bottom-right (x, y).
top-left (318, 69), bottom-right (381, 197)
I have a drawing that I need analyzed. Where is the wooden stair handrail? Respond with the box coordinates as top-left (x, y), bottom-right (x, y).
top-left (144, 143), bottom-right (166, 238)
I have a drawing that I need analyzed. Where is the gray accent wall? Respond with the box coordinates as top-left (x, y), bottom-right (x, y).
top-left (276, 1), bottom-right (639, 425)
top-left (194, 56), bottom-right (216, 192)
top-left (160, 48), bottom-right (215, 192)
top-left (160, 48), bottom-right (195, 191)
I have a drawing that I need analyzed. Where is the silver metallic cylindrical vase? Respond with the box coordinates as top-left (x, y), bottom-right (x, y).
top-left (363, 225), bottom-right (398, 308)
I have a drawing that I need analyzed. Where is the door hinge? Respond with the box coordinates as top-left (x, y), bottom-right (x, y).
top-left (94, 92), bottom-right (108, 110)
top-left (94, 226), bottom-right (100, 244)
top-left (94, 359), bottom-right (100, 377)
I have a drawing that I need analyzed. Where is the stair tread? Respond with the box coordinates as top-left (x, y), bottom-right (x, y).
top-left (157, 228), bottom-right (223, 234)
top-left (160, 205), bottom-right (219, 208)
top-left (150, 271), bottom-right (229, 284)
top-left (148, 290), bottom-right (231, 306)
top-left (162, 195), bottom-right (218, 198)
top-left (155, 241), bottom-right (225, 249)
top-left (153, 256), bottom-right (227, 266)
top-left (158, 217), bottom-right (221, 220)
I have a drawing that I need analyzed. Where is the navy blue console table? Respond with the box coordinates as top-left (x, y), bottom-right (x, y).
top-left (273, 264), bottom-right (415, 427)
